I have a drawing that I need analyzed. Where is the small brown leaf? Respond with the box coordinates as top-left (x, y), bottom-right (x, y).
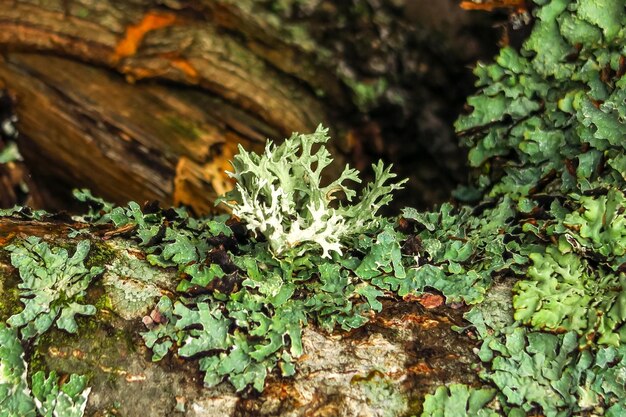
top-left (415, 293), bottom-right (444, 309)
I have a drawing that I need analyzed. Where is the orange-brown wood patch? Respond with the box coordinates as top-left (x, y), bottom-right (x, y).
top-left (460, 0), bottom-right (527, 12)
top-left (114, 11), bottom-right (178, 62)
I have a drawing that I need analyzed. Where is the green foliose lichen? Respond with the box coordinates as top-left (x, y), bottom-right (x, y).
top-left (456, 0), bottom-right (626, 201)
top-left (6, 237), bottom-right (103, 339)
top-left (421, 1), bottom-right (626, 416)
top-left (420, 384), bottom-right (499, 417)
top-left (513, 246), bottom-right (626, 346)
top-left (102, 251), bottom-right (169, 320)
top-left (0, 324), bottom-right (91, 417)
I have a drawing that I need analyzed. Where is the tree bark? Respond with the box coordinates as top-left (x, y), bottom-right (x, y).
top-left (0, 0), bottom-right (501, 212)
top-left (0, 215), bottom-right (480, 417)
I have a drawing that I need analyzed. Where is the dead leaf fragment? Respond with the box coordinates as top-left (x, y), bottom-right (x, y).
top-left (415, 293), bottom-right (445, 309)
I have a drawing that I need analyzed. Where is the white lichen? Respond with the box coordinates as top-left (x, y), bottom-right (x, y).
top-left (219, 125), bottom-right (406, 258)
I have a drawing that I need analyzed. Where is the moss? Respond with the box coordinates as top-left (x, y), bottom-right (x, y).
top-left (27, 342), bottom-right (49, 379)
top-left (162, 115), bottom-right (202, 141)
top-left (0, 285), bottom-right (22, 323)
top-left (0, 247), bottom-right (24, 322)
top-left (85, 241), bottom-right (118, 270)
top-left (75, 314), bottom-right (100, 336)
top-left (26, 313), bottom-right (134, 384)
top-left (94, 293), bottom-right (114, 311)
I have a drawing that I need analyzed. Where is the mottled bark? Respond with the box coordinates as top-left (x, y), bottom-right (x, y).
top-left (0, 216), bottom-right (481, 417)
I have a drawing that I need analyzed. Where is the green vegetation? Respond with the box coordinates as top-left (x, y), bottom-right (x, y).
top-left (1, 0), bottom-right (626, 415)
top-left (218, 125), bottom-right (405, 259)
top-left (79, 129), bottom-right (413, 391)
top-left (0, 239), bottom-right (99, 416)
top-left (401, 199), bottom-right (526, 305)
top-left (455, 1), bottom-right (626, 201)
top-left (420, 384), bottom-right (498, 417)
top-left (513, 246), bottom-right (626, 345)
top-left (0, 324), bottom-right (91, 417)
top-left (421, 0), bottom-right (626, 415)
top-left (6, 237), bottom-right (103, 339)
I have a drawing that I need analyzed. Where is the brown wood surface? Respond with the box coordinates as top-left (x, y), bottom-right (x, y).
top-left (0, 0), bottom-right (503, 212)
top-left (0, 52), bottom-right (279, 213)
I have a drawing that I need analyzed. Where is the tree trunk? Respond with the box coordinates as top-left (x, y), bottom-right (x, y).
top-left (0, 215), bottom-right (480, 417)
top-left (0, 0), bottom-right (501, 213)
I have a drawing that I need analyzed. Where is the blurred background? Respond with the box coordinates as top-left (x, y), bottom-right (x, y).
top-left (0, 0), bottom-right (527, 215)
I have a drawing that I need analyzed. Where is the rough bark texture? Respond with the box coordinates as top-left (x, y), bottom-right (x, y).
top-left (0, 215), bottom-right (481, 417)
top-left (0, 0), bottom-right (502, 213)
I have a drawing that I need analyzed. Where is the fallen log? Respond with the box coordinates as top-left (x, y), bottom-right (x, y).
top-left (0, 0), bottom-right (501, 212)
top-left (0, 215), bottom-right (480, 417)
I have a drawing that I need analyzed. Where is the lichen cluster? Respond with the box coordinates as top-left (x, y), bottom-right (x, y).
top-left (1, 0), bottom-right (626, 415)
top-left (72, 136), bottom-right (421, 392)
top-left (0, 239), bottom-right (95, 417)
top-left (6, 237), bottom-right (102, 339)
top-left (219, 125), bottom-right (405, 258)
top-left (423, 0), bottom-right (626, 415)
top-left (0, 324), bottom-right (91, 417)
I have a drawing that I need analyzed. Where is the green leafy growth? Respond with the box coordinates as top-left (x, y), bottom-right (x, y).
top-left (73, 189), bottom-right (115, 221)
top-left (421, 0), bottom-right (626, 415)
top-left (173, 302), bottom-right (230, 356)
top-left (477, 327), bottom-right (626, 417)
top-left (561, 189), bottom-right (626, 258)
top-left (463, 286), bottom-right (626, 416)
top-left (133, 128), bottom-right (433, 391)
top-left (6, 237), bottom-right (103, 339)
top-left (400, 199), bottom-right (527, 304)
top-left (0, 206), bottom-right (48, 221)
top-left (456, 0), bottom-right (626, 200)
top-left (460, 282), bottom-right (516, 348)
top-left (31, 372), bottom-right (91, 417)
top-left (0, 324), bottom-right (36, 417)
top-left (74, 189), bottom-right (201, 250)
top-left (142, 294), bottom-right (305, 392)
top-left (481, 328), bottom-right (580, 416)
top-left (200, 296), bottom-right (305, 391)
top-left (0, 324), bottom-right (91, 417)
top-left (218, 124), bottom-right (406, 258)
top-left (355, 226), bottom-right (406, 280)
top-left (420, 384), bottom-right (499, 417)
top-left (574, 345), bottom-right (626, 416)
top-left (513, 246), bottom-right (626, 346)
top-left (141, 296), bottom-right (178, 362)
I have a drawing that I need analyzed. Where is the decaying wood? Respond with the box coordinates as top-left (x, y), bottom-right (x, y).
top-left (0, 52), bottom-right (279, 213)
top-left (0, 216), bottom-right (481, 417)
top-left (0, 0), bottom-right (329, 133)
top-left (0, 0), bottom-right (502, 212)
